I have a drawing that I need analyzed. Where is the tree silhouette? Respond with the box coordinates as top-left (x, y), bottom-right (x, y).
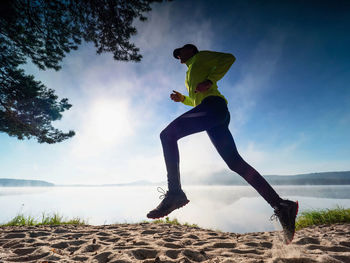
top-left (0, 0), bottom-right (166, 143)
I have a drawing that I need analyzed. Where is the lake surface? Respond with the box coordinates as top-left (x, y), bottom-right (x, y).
top-left (1, 185), bottom-right (350, 233)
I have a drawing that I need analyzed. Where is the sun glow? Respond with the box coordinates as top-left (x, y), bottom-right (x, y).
top-left (71, 98), bottom-right (135, 158)
top-left (90, 99), bottom-right (132, 143)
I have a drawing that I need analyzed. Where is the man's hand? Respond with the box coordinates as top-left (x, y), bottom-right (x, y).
top-left (170, 90), bottom-right (185, 102)
top-left (195, 79), bottom-right (213, 93)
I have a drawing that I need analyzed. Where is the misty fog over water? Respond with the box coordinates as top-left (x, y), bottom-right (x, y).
top-left (1, 185), bottom-right (350, 233)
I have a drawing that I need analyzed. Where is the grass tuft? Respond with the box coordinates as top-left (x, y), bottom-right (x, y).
top-left (142, 217), bottom-right (199, 228)
top-left (3, 214), bottom-right (37, 226)
top-left (1, 213), bottom-right (87, 227)
top-left (296, 206), bottom-right (350, 230)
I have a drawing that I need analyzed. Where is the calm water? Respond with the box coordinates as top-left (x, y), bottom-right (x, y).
top-left (1, 185), bottom-right (350, 233)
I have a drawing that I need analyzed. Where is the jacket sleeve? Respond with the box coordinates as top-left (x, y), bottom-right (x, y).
top-left (205, 51), bottom-right (236, 84)
top-left (181, 95), bottom-right (194, 106)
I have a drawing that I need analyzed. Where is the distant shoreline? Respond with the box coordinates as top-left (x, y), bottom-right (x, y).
top-left (1, 183), bottom-right (350, 188)
top-left (1, 171), bottom-right (350, 187)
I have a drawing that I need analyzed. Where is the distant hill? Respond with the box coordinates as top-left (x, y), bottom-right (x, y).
top-left (183, 171), bottom-right (350, 185)
top-left (2, 171), bottom-right (350, 187)
top-left (265, 171), bottom-right (350, 185)
top-left (0, 178), bottom-right (54, 187)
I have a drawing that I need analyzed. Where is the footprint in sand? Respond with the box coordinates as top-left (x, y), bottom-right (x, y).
top-left (7, 250), bottom-right (51, 262)
top-left (230, 248), bottom-right (264, 255)
top-left (72, 255), bottom-right (89, 261)
top-left (330, 255), bottom-right (350, 263)
top-left (339, 241), bottom-right (350, 247)
top-left (212, 242), bottom-right (237, 248)
top-left (67, 246), bottom-right (81, 254)
top-left (260, 241), bottom-right (273, 249)
top-left (69, 240), bottom-right (86, 246)
top-left (163, 242), bottom-right (184, 249)
top-left (29, 231), bottom-right (50, 238)
top-left (53, 228), bottom-right (70, 234)
top-left (306, 244), bottom-right (350, 252)
top-left (141, 230), bottom-right (158, 235)
top-left (114, 231), bottom-right (130, 236)
top-left (163, 237), bottom-right (178, 242)
top-left (130, 248), bottom-right (158, 260)
top-left (171, 231), bottom-right (183, 236)
top-left (105, 237), bottom-right (121, 243)
top-left (98, 236), bottom-right (111, 241)
top-left (93, 251), bottom-right (112, 263)
top-left (271, 258), bottom-right (318, 263)
top-left (4, 233), bottom-right (26, 239)
top-left (295, 237), bottom-right (320, 245)
top-left (245, 241), bottom-right (273, 249)
top-left (32, 242), bottom-right (47, 247)
top-left (12, 247), bottom-right (37, 256)
top-left (132, 241), bottom-right (149, 246)
top-left (184, 234), bottom-right (199, 240)
top-left (81, 244), bottom-right (101, 253)
top-left (70, 233), bottom-right (86, 239)
top-left (182, 249), bottom-right (207, 262)
top-left (97, 231), bottom-right (110, 237)
top-left (165, 249), bottom-right (182, 259)
top-left (24, 238), bottom-right (36, 243)
top-left (193, 241), bottom-right (209, 246)
top-left (3, 240), bottom-right (25, 249)
top-left (51, 241), bottom-right (69, 249)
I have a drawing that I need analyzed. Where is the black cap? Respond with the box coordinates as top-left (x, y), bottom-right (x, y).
top-left (173, 44), bottom-right (199, 59)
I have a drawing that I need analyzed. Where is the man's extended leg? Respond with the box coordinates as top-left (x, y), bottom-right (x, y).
top-left (206, 117), bottom-right (283, 208)
top-left (207, 117), bottom-right (298, 244)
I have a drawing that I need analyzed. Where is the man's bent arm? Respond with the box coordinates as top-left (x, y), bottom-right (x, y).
top-left (182, 95), bottom-right (194, 106)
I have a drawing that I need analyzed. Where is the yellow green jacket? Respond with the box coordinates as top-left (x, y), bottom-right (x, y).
top-left (182, 50), bottom-right (236, 107)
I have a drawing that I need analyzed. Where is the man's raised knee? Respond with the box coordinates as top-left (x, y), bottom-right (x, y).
top-left (160, 127), bottom-right (177, 142)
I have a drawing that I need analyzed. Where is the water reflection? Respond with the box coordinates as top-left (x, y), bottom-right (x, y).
top-left (0, 185), bottom-right (349, 233)
top-left (0, 187), bottom-right (52, 197)
top-left (272, 185), bottom-right (350, 199)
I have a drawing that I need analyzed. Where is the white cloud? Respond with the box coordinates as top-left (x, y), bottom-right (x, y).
top-left (133, 2), bottom-right (214, 56)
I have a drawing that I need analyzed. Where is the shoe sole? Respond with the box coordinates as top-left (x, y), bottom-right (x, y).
top-left (147, 200), bottom-right (190, 219)
top-left (285, 200), bottom-right (299, 245)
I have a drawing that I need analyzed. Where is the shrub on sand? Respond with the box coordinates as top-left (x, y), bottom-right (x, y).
top-left (296, 206), bottom-right (350, 230)
top-left (143, 217), bottom-right (199, 228)
top-left (2, 214), bottom-right (37, 226)
top-left (1, 213), bottom-right (87, 226)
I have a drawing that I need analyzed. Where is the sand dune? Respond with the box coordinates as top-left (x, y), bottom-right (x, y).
top-left (0, 223), bottom-right (349, 262)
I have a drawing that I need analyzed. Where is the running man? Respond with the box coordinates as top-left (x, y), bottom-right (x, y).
top-left (146, 44), bottom-right (299, 244)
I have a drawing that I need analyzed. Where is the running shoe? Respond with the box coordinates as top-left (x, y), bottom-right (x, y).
top-left (271, 199), bottom-right (299, 244)
top-left (147, 187), bottom-right (190, 219)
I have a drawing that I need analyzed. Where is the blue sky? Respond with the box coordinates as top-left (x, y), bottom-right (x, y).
top-left (1, 0), bottom-right (349, 185)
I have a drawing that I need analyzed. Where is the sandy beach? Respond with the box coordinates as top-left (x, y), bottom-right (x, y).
top-left (0, 222), bottom-right (349, 263)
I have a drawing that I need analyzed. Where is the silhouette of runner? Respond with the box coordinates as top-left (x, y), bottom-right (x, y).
top-left (147, 44), bottom-right (299, 244)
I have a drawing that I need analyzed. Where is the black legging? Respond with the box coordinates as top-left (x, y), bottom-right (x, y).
top-left (160, 95), bottom-right (282, 208)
